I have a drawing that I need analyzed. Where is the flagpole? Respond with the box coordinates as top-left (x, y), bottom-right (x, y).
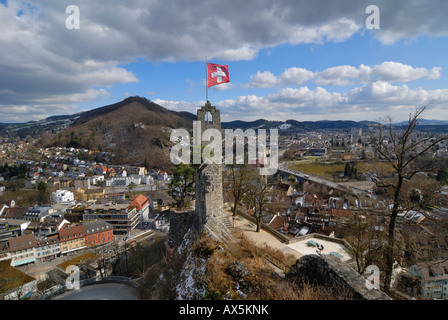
top-left (205, 56), bottom-right (209, 102)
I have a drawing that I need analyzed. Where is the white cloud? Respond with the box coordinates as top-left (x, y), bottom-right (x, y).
top-left (245, 71), bottom-right (278, 88)
top-left (212, 82), bottom-right (234, 92)
top-left (267, 87), bottom-right (344, 106)
top-left (153, 98), bottom-right (201, 115)
top-left (246, 61), bottom-right (442, 89)
top-left (348, 81), bottom-right (448, 106)
top-left (153, 77), bottom-right (448, 122)
top-left (317, 61), bottom-right (442, 86)
top-left (315, 65), bottom-right (362, 86)
top-left (427, 67), bottom-right (442, 80)
top-left (371, 61), bottom-right (440, 82)
top-left (1, 0), bottom-right (448, 122)
top-left (279, 68), bottom-right (316, 86)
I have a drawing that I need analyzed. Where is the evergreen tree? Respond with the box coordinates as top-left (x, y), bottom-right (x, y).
top-left (344, 162), bottom-right (351, 177)
top-left (436, 167), bottom-right (448, 185)
top-left (168, 163), bottom-right (196, 209)
top-left (37, 181), bottom-right (48, 205)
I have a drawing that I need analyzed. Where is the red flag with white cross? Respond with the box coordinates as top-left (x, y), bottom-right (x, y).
top-left (207, 63), bottom-right (229, 87)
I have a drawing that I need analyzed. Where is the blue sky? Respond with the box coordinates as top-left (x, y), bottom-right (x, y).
top-left (1, 0), bottom-right (448, 123)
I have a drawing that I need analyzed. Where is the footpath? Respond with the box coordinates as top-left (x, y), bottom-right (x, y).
top-left (223, 207), bottom-right (302, 261)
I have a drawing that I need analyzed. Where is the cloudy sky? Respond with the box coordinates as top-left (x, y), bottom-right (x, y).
top-left (1, 0), bottom-right (448, 123)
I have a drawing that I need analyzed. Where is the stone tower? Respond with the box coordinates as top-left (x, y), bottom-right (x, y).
top-left (165, 101), bottom-right (231, 254)
top-left (195, 101), bottom-right (230, 240)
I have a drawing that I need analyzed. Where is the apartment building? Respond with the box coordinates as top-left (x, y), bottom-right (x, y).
top-left (84, 220), bottom-right (114, 247)
top-left (82, 202), bottom-right (139, 235)
top-left (131, 194), bottom-right (150, 224)
top-left (59, 224), bottom-right (86, 255)
top-left (8, 233), bottom-right (36, 267)
top-left (408, 260), bottom-right (448, 299)
top-left (34, 235), bottom-right (60, 263)
top-left (50, 189), bottom-right (74, 204)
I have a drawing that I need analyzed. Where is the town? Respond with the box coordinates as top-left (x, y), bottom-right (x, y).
top-left (1, 115), bottom-right (448, 300)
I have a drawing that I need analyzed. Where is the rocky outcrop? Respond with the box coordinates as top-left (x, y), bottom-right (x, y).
top-left (286, 254), bottom-right (391, 300)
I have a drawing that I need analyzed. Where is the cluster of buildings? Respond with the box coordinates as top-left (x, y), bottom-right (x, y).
top-left (0, 142), bottom-right (179, 299)
top-left (0, 189), bottom-right (175, 268)
top-left (261, 179), bottom-right (448, 300)
top-left (279, 127), bottom-right (374, 160)
top-left (280, 126), bottom-right (448, 162)
top-left (0, 144), bottom-right (176, 269)
top-left (0, 139), bottom-right (30, 159)
top-left (0, 145), bottom-right (171, 194)
top-left (267, 182), bottom-right (362, 237)
top-left (1, 220), bottom-right (113, 267)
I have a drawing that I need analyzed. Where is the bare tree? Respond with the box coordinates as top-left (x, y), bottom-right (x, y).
top-left (344, 209), bottom-right (387, 275)
top-left (371, 104), bottom-right (448, 292)
top-left (226, 164), bottom-right (257, 217)
top-left (245, 174), bottom-right (270, 232)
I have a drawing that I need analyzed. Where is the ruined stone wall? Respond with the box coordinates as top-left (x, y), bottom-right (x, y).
top-left (286, 254), bottom-right (391, 300)
top-left (165, 210), bottom-right (198, 254)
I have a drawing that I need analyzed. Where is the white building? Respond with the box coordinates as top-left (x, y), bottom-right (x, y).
top-left (50, 190), bottom-right (74, 204)
top-left (90, 175), bottom-right (105, 186)
top-left (105, 176), bottom-right (141, 187)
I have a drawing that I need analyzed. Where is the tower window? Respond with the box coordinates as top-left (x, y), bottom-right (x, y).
top-left (205, 111), bottom-right (213, 124)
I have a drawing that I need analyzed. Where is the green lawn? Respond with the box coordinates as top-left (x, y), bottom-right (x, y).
top-left (287, 160), bottom-right (394, 180)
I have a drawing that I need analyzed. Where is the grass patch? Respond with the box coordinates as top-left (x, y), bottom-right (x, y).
top-left (57, 251), bottom-right (98, 271)
top-left (0, 260), bottom-right (35, 297)
top-left (288, 160), bottom-right (395, 180)
top-left (288, 162), bottom-right (345, 179)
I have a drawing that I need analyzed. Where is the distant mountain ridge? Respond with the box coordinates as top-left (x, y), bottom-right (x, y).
top-left (222, 118), bottom-right (448, 132)
top-left (2, 97), bottom-right (447, 160)
top-left (221, 118), bottom-right (377, 130)
top-left (394, 119), bottom-right (448, 126)
top-left (71, 96), bottom-right (197, 125)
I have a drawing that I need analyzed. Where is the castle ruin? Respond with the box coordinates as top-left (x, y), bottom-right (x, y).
top-left (166, 101), bottom-right (231, 253)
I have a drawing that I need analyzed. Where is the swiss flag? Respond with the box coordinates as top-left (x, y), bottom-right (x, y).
top-left (207, 63), bottom-right (229, 87)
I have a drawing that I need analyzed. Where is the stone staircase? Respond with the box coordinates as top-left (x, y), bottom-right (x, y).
top-left (205, 212), bottom-right (234, 243)
top-left (221, 214), bottom-right (234, 230)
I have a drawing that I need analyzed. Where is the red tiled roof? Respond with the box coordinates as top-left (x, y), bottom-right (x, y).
top-left (131, 194), bottom-right (149, 211)
top-left (59, 224), bottom-right (85, 241)
top-left (9, 233), bottom-right (36, 252)
top-left (329, 209), bottom-right (352, 219)
top-left (269, 215), bottom-right (288, 230)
